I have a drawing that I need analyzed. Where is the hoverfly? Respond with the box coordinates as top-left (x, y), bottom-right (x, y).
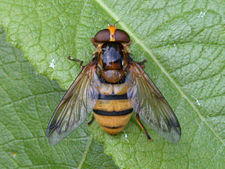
top-left (47, 25), bottom-right (181, 145)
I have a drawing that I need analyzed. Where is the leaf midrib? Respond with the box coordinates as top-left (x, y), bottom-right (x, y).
top-left (95, 0), bottom-right (225, 146)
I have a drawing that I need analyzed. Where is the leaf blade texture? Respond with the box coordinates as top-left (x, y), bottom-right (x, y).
top-left (0, 0), bottom-right (224, 168)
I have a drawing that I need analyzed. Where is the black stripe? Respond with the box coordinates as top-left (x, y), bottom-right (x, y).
top-left (103, 125), bottom-right (123, 129)
top-left (93, 108), bottom-right (133, 116)
top-left (98, 93), bottom-right (127, 100)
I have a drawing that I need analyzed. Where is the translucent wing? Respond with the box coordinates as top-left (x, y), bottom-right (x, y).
top-left (126, 61), bottom-right (181, 143)
top-left (46, 61), bottom-right (100, 145)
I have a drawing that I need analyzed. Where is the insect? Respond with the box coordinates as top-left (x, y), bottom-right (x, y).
top-left (46, 25), bottom-right (181, 145)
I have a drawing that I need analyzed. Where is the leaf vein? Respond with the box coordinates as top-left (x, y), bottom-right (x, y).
top-left (95, 0), bottom-right (225, 146)
top-left (78, 135), bottom-right (93, 169)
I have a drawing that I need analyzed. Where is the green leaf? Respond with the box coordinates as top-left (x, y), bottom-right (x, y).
top-left (0, 28), bottom-right (119, 169)
top-left (0, 0), bottom-right (224, 169)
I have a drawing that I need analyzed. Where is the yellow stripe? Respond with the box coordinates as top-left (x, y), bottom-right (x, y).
top-left (94, 113), bottom-right (132, 134)
top-left (98, 83), bottom-right (129, 95)
top-left (94, 99), bottom-right (132, 112)
top-left (113, 84), bottom-right (129, 95)
top-left (98, 84), bottom-right (113, 95)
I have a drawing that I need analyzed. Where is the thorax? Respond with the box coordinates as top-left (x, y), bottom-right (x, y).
top-left (97, 42), bottom-right (128, 84)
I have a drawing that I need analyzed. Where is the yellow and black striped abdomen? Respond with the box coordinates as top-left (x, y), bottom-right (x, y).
top-left (93, 83), bottom-right (133, 135)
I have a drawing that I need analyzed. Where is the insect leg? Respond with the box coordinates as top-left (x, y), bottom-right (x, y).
top-left (67, 56), bottom-right (84, 69)
top-left (126, 40), bottom-right (132, 46)
top-left (136, 113), bottom-right (152, 140)
top-left (91, 38), bottom-right (98, 48)
top-left (137, 59), bottom-right (147, 69)
top-left (88, 115), bottom-right (95, 125)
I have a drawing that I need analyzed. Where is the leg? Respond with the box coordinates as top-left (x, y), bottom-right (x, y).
top-left (126, 40), bottom-right (132, 46)
top-left (88, 115), bottom-right (95, 125)
top-left (67, 56), bottom-right (84, 69)
top-left (91, 38), bottom-right (98, 48)
top-left (137, 59), bottom-right (147, 69)
top-left (136, 113), bottom-right (152, 140)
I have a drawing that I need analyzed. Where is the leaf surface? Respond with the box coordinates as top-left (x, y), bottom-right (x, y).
top-left (0, 28), bottom-right (118, 169)
top-left (0, 0), bottom-right (224, 168)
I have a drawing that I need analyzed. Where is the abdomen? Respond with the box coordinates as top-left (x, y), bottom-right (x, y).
top-left (93, 83), bottom-right (133, 134)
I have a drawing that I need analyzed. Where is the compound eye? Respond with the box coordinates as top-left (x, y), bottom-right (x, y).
top-left (93, 29), bottom-right (110, 42)
top-left (115, 29), bottom-right (130, 43)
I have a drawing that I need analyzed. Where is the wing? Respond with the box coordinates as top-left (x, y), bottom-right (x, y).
top-left (126, 61), bottom-right (181, 143)
top-left (46, 61), bottom-right (100, 145)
